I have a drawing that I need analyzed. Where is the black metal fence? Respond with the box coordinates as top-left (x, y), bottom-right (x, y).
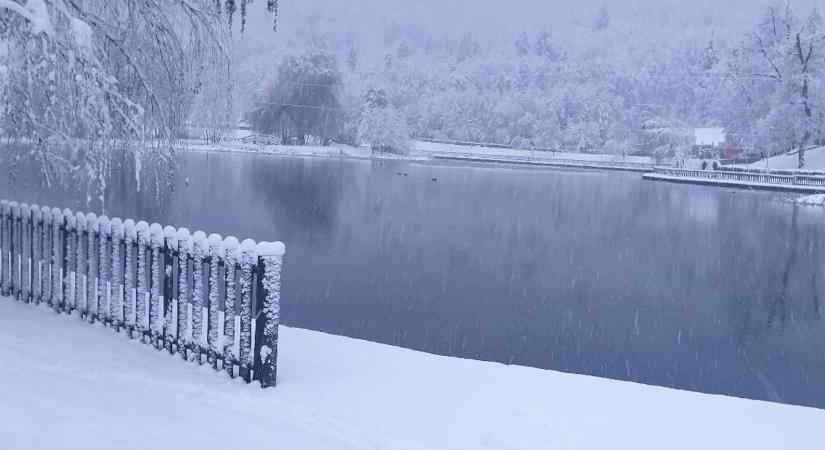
top-left (0, 200), bottom-right (284, 388)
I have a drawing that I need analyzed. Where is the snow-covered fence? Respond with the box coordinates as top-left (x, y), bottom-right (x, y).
top-left (0, 200), bottom-right (285, 388)
top-left (651, 167), bottom-right (825, 188)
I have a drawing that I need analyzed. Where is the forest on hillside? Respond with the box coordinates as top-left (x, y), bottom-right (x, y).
top-left (2, 0), bottom-right (825, 190)
top-left (235, 0), bottom-right (824, 164)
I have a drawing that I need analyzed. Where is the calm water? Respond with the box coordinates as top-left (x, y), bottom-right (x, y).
top-left (4, 151), bottom-right (825, 409)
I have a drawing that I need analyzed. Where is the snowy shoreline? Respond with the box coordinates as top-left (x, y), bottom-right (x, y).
top-left (182, 140), bottom-right (656, 173)
top-left (1, 298), bottom-right (822, 449)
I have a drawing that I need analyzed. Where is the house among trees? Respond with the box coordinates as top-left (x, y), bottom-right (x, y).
top-left (692, 128), bottom-right (725, 159)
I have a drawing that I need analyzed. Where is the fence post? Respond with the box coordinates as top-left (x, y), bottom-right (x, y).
top-left (28, 205), bottom-right (35, 304)
top-left (192, 231), bottom-right (207, 363)
top-left (97, 216), bottom-right (112, 324)
top-left (176, 228), bottom-right (192, 359)
top-left (11, 202), bottom-right (19, 300)
top-left (149, 223), bottom-right (164, 350)
top-left (85, 213), bottom-right (99, 323)
top-left (50, 207), bottom-right (63, 311)
top-left (123, 220), bottom-right (136, 337)
top-left (239, 239), bottom-right (257, 383)
top-left (74, 213), bottom-right (87, 316)
top-left (31, 205), bottom-right (41, 304)
top-left (163, 226), bottom-right (178, 354)
top-left (20, 203), bottom-right (31, 304)
top-left (207, 233), bottom-right (223, 369)
top-left (40, 207), bottom-right (51, 307)
top-left (0, 200), bottom-right (286, 388)
top-left (222, 237), bottom-right (240, 378)
top-left (0, 200), bottom-right (7, 298)
top-left (135, 221), bottom-right (149, 340)
top-left (255, 242), bottom-right (285, 388)
top-left (62, 209), bottom-right (75, 312)
top-left (111, 219), bottom-right (125, 330)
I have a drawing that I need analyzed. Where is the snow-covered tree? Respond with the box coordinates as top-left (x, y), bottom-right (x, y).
top-left (346, 45), bottom-right (358, 71)
top-left (358, 86), bottom-right (411, 154)
top-left (515, 31), bottom-right (530, 56)
top-left (534, 27), bottom-right (560, 61)
top-left (724, 4), bottom-right (825, 168)
top-left (246, 47), bottom-right (343, 145)
top-left (702, 39), bottom-right (720, 72)
top-left (0, 0), bottom-right (276, 190)
top-left (640, 115), bottom-right (695, 163)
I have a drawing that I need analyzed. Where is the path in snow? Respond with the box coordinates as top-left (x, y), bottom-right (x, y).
top-left (0, 298), bottom-right (823, 449)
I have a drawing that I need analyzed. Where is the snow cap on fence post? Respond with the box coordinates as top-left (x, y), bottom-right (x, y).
top-left (149, 224), bottom-right (163, 247)
top-left (98, 215), bottom-right (112, 236)
top-left (20, 203), bottom-right (30, 220)
top-left (256, 241), bottom-right (284, 388)
top-left (74, 211), bottom-right (85, 230)
top-left (240, 239), bottom-right (258, 257)
top-left (10, 202), bottom-right (20, 218)
top-left (111, 218), bottom-right (124, 239)
top-left (208, 233), bottom-right (224, 256)
top-left (176, 228), bottom-right (192, 254)
top-left (135, 221), bottom-right (149, 238)
top-left (257, 242), bottom-right (286, 258)
top-left (223, 236), bottom-right (240, 260)
top-left (63, 208), bottom-right (75, 230)
top-left (41, 206), bottom-right (52, 225)
top-left (85, 212), bottom-right (98, 228)
top-left (51, 207), bottom-right (63, 223)
top-left (32, 205), bottom-right (42, 223)
top-left (123, 219), bottom-right (136, 241)
top-left (163, 226), bottom-right (178, 249)
top-left (192, 231), bottom-right (207, 250)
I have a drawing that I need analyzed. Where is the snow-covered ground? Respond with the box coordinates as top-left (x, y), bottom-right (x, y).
top-left (185, 139), bottom-right (428, 161)
top-left (414, 140), bottom-right (654, 167)
top-left (1, 298), bottom-right (823, 450)
top-left (745, 146), bottom-right (825, 171)
top-left (185, 134), bottom-right (655, 170)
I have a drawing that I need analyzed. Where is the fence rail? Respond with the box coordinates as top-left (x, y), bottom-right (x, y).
top-left (651, 167), bottom-right (825, 187)
top-left (433, 152), bottom-right (653, 170)
top-left (0, 200), bottom-right (284, 388)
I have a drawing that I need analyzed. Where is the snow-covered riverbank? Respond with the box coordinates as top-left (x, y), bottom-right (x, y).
top-left (744, 146), bottom-right (825, 171)
top-left (183, 139), bottom-right (656, 172)
top-left (1, 298), bottom-right (822, 450)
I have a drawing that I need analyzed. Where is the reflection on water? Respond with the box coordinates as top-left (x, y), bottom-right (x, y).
top-left (3, 151), bottom-right (825, 409)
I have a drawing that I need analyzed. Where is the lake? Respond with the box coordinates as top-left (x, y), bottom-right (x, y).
top-left (4, 150), bottom-right (825, 409)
